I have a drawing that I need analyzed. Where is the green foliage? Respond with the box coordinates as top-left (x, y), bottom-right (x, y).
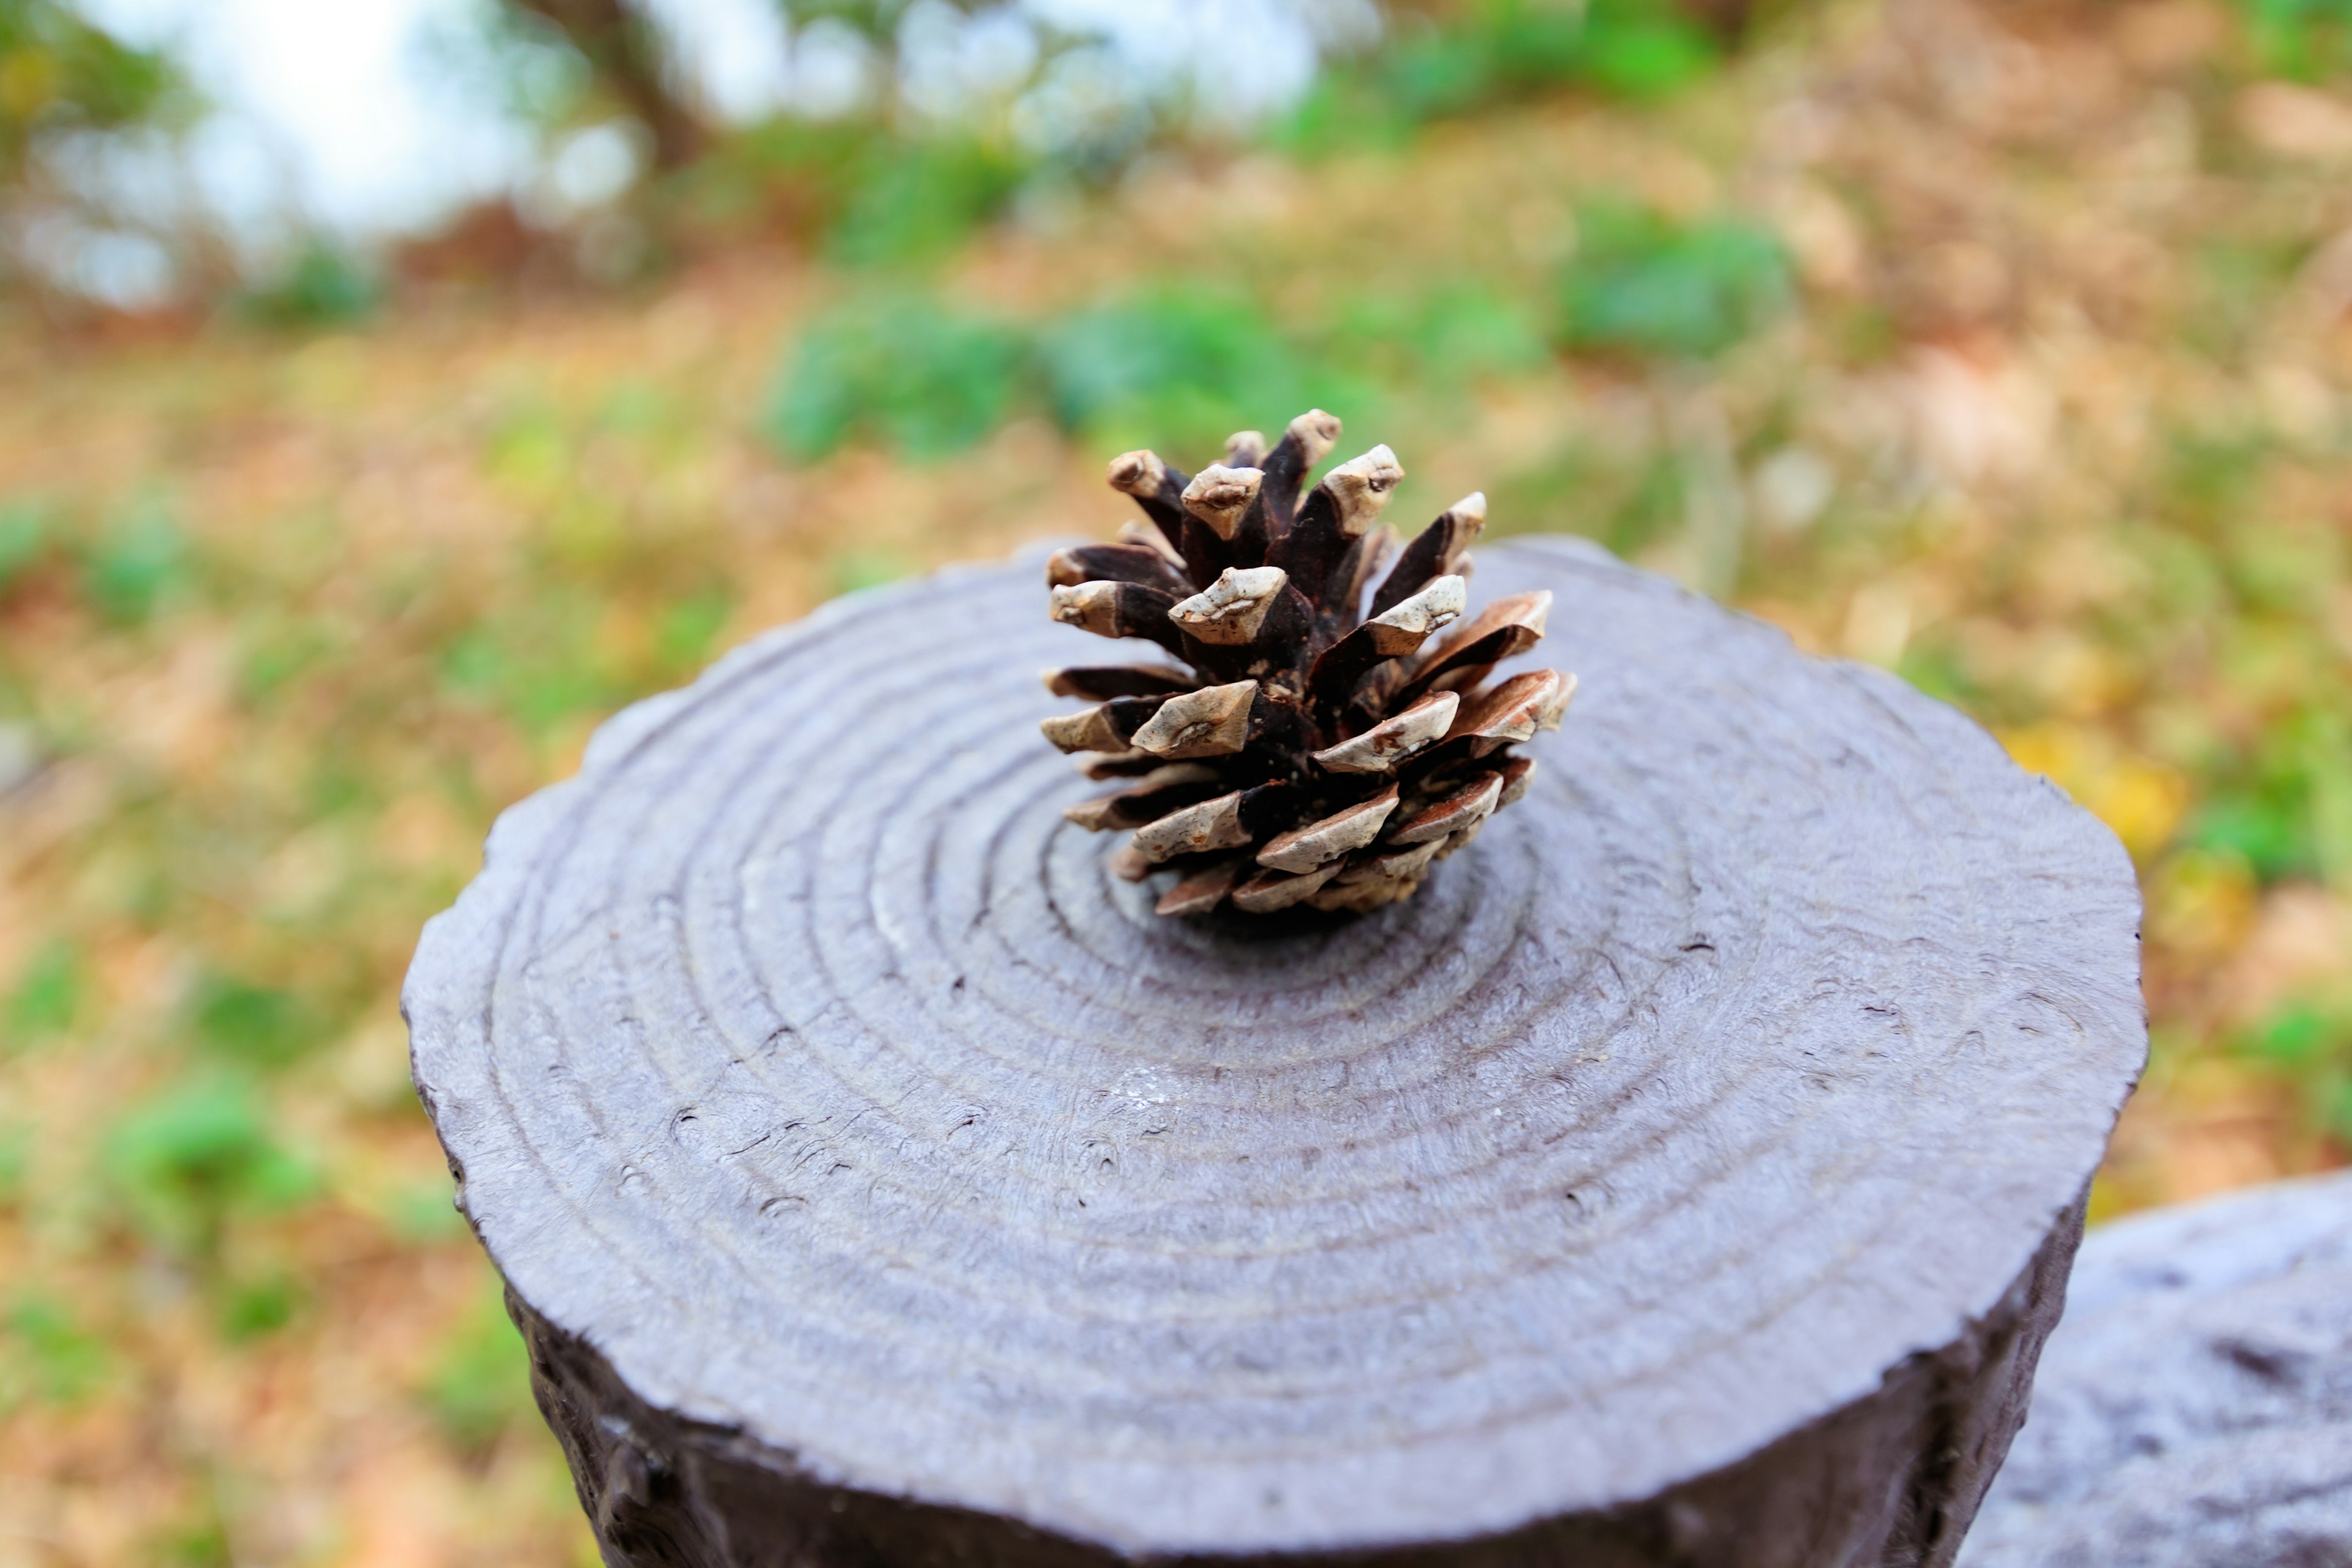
top-left (769, 263), bottom-right (1618, 462)
top-left (146, 1477), bottom-right (235, 1568)
top-left (1895, 641), bottom-right (1982, 709)
top-left (0, 0), bottom-right (188, 179)
top-left (825, 137), bottom-right (1030, 269)
top-left (217, 1273), bottom-right (302, 1341)
top-left (2187, 707), bottom-right (2352, 884)
top-left (766, 292), bottom-right (1028, 461)
top-left (1573, 4), bottom-right (1723, 99)
top-left (2233, 0), bottom-right (2352, 79)
top-left (652, 585), bottom-right (734, 675)
top-left (4, 936), bottom-right (80, 1047)
top-left (1487, 437), bottom-right (1686, 556)
top-left (676, 103), bottom-right (1035, 267)
top-left (80, 497), bottom-right (189, 625)
top-left (1558, 204), bottom-right (1791, 359)
top-left (437, 587), bottom-right (617, 736)
top-left (1276, 0), bottom-right (1719, 153)
top-left (423, 1281), bottom-right (537, 1450)
top-left (774, 1), bottom-right (962, 41)
top-left (187, 972), bottom-right (320, 1071)
top-left (235, 243), bottom-right (382, 330)
top-left (2190, 793), bottom-right (2316, 880)
top-left (156, 1516), bottom-right (232, 1568)
top-left (236, 615), bottom-right (341, 706)
top-left (103, 1074), bottom-right (318, 1257)
top-left (1328, 282), bottom-right (1550, 389)
top-left (2236, 996), bottom-right (2352, 1144)
top-left (0, 1292), bottom-right (111, 1408)
top-left (768, 281), bottom-right (1403, 462)
top-left (1036, 286), bottom-right (1310, 452)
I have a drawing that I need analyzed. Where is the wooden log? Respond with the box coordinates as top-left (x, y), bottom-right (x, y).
top-left (1958, 1170), bottom-right (2352, 1568)
top-left (404, 537), bottom-right (2145, 1567)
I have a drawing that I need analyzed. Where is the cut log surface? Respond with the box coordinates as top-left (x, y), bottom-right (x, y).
top-left (402, 537), bottom-right (2146, 1566)
top-left (1959, 1170), bottom-right (2352, 1568)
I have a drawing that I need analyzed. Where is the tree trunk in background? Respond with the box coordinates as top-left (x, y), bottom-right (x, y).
top-left (507, 0), bottom-right (706, 171)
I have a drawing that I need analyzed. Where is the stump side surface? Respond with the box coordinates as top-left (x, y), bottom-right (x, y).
top-left (402, 537), bottom-right (2146, 1557)
top-left (1959, 1170), bottom-right (2352, 1568)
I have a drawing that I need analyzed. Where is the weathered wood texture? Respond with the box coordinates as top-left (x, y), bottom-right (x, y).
top-left (402, 537), bottom-right (2146, 1565)
top-left (1961, 1170), bottom-right (2352, 1568)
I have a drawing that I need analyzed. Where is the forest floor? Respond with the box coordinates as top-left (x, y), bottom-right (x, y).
top-left (2, 0), bottom-right (2349, 1562)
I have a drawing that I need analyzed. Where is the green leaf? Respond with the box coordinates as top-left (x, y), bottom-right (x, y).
top-left (2231, 995), bottom-right (2352, 1145)
top-left (2233, 0), bottom-right (2352, 78)
top-left (1560, 204), bottom-right (1792, 360)
top-left (235, 242), bottom-right (381, 329)
top-left (103, 1074), bottom-right (319, 1256)
top-left (767, 293), bottom-right (1029, 462)
top-left (824, 137), bottom-right (1029, 269)
top-left (2184, 793), bottom-right (2312, 880)
top-left (1, 1293), bottom-right (111, 1408)
top-left (4, 937), bottom-right (81, 1047)
top-left (1267, 0), bottom-right (1719, 153)
top-left (1577, 15), bottom-right (1718, 100)
top-left (1037, 286), bottom-right (1308, 453)
top-left (0, 0), bottom-right (191, 183)
top-left (218, 1273), bottom-right (303, 1342)
top-left (80, 498), bottom-right (189, 626)
top-left (653, 586), bottom-right (735, 674)
top-left (188, 972), bottom-right (320, 1071)
top-left (2247, 1001), bottom-right (2334, 1066)
top-left (236, 616), bottom-right (339, 704)
top-left (435, 591), bottom-right (619, 737)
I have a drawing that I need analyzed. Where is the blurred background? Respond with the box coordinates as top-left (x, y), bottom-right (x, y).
top-left (1, 0), bottom-right (2348, 1559)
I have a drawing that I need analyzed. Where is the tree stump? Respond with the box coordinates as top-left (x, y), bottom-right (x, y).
top-left (402, 537), bottom-right (2146, 1566)
top-left (1960, 1170), bottom-right (2352, 1567)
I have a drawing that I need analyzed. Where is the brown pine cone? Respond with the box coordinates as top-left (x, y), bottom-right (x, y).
top-left (1041, 411), bottom-right (1577, 919)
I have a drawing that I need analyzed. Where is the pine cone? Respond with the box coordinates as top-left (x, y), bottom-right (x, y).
top-left (1042, 410), bottom-right (1577, 919)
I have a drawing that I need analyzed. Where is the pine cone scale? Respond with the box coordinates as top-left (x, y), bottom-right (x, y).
top-left (1256, 785), bottom-right (1400, 873)
top-left (1046, 544), bottom-right (1193, 597)
top-left (1390, 772), bottom-right (1505, 846)
top-left (1133, 682), bottom-right (1256, 756)
top-left (1043, 665), bottom-right (1199, 702)
top-left (1311, 691), bottom-right (1460, 774)
top-left (1256, 409), bottom-right (1343, 524)
top-left (1105, 450), bottom-right (1193, 551)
